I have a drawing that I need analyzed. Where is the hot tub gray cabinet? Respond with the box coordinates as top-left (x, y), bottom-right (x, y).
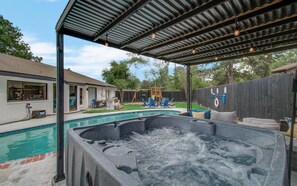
top-left (66, 115), bottom-right (288, 186)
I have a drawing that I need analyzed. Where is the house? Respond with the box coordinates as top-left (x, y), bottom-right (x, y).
top-left (0, 53), bottom-right (116, 124)
top-left (271, 63), bottom-right (297, 74)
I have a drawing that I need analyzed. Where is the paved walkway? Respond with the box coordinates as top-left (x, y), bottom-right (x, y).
top-left (0, 108), bottom-right (186, 133)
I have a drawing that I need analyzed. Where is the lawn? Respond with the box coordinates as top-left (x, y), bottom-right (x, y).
top-left (173, 102), bottom-right (207, 110)
top-left (83, 102), bottom-right (206, 113)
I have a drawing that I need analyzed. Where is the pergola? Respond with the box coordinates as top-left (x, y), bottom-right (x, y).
top-left (55, 0), bottom-right (297, 184)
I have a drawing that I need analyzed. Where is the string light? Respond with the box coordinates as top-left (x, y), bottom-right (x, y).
top-left (234, 29), bottom-right (240, 36)
top-left (264, 53), bottom-right (268, 58)
top-left (105, 34), bottom-right (109, 47)
top-left (249, 47), bottom-right (254, 52)
top-left (151, 31), bottom-right (156, 39)
top-left (192, 48), bottom-right (196, 54)
top-left (243, 56), bottom-right (247, 60)
top-left (214, 56), bottom-right (218, 60)
top-left (234, 15), bottom-right (240, 36)
top-left (234, 24), bottom-right (240, 36)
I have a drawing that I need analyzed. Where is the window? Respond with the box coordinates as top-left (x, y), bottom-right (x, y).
top-left (7, 80), bottom-right (47, 101)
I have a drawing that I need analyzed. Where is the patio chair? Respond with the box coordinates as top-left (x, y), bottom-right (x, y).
top-left (148, 97), bottom-right (157, 108)
top-left (91, 98), bottom-right (96, 108)
top-left (168, 98), bottom-right (174, 106)
top-left (142, 98), bottom-right (149, 107)
top-left (161, 98), bottom-right (170, 107)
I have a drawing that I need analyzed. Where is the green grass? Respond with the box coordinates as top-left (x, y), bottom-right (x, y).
top-left (173, 102), bottom-right (207, 110)
top-left (83, 109), bottom-right (118, 113)
top-left (83, 102), bottom-right (207, 114)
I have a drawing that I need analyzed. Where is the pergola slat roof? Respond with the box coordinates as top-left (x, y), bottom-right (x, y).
top-left (56, 0), bottom-right (297, 65)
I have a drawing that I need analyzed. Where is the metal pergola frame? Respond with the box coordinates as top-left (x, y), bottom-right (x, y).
top-left (55, 0), bottom-right (297, 184)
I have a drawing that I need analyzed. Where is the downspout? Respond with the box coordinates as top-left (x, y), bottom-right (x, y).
top-left (288, 68), bottom-right (297, 185)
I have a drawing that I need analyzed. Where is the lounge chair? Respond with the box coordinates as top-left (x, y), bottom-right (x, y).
top-left (168, 98), bottom-right (174, 106)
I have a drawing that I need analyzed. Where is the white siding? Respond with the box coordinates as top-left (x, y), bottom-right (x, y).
top-left (0, 76), bottom-right (54, 124)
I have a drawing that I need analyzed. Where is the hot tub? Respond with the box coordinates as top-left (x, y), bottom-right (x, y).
top-left (66, 115), bottom-right (288, 186)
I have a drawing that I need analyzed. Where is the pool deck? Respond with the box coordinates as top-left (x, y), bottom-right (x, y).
top-left (0, 108), bottom-right (186, 133)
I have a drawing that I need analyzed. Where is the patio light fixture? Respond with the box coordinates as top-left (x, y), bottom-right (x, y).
top-left (151, 31), bottom-right (156, 39)
top-left (234, 16), bottom-right (240, 36)
top-left (105, 34), bottom-right (109, 47)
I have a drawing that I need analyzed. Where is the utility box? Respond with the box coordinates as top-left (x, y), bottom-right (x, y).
top-left (32, 110), bottom-right (46, 119)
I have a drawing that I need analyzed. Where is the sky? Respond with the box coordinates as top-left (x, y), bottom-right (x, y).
top-left (0, 0), bottom-right (178, 81)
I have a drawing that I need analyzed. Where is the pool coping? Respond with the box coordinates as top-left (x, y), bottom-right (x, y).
top-left (0, 108), bottom-right (185, 134)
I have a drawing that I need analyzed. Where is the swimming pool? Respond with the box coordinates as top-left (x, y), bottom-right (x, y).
top-left (0, 110), bottom-right (179, 162)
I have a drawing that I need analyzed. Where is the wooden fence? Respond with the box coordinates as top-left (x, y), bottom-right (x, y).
top-left (115, 90), bottom-right (186, 102)
top-left (192, 73), bottom-right (294, 121)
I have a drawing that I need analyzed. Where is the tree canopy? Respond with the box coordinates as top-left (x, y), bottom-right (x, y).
top-left (0, 15), bottom-right (42, 62)
top-left (202, 48), bottom-right (297, 86)
top-left (102, 55), bottom-right (147, 102)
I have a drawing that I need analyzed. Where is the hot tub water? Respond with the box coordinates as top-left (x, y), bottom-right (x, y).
top-left (114, 128), bottom-right (258, 186)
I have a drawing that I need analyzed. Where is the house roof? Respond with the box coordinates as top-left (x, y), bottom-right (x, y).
top-left (0, 53), bottom-right (115, 88)
top-left (271, 62), bottom-right (297, 73)
top-left (56, 0), bottom-right (297, 65)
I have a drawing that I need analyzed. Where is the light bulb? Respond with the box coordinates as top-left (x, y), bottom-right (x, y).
top-left (151, 32), bottom-right (156, 39)
top-left (243, 56), bottom-right (247, 60)
top-left (234, 29), bottom-right (240, 36)
top-left (264, 53), bottom-right (268, 58)
top-left (214, 56), bottom-right (218, 60)
top-left (192, 48), bottom-right (196, 54)
top-left (105, 40), bottom-right (109, 47)
top-left (249, 47), bottom-right (254, 52)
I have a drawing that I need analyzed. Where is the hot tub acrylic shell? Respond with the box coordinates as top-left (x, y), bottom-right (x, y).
top-left (66, 115), bottom-right (288, 186)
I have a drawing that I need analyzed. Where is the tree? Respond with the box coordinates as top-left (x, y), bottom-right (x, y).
top-left (102, 55), bottom-right (148, 102)
top-left (271, 49), bottom-right (297, 69)
top-left (0, 15), bottom-right (42, 62)
top-left (144, 60), bottom-right (174, 89)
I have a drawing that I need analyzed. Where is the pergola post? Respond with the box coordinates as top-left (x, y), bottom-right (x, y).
top-left (288, 69), bottom-right (297, 185)
top-left (54, 31), bottom-right (65, 182)
top-left (186, 65), bottom-right (191, 112)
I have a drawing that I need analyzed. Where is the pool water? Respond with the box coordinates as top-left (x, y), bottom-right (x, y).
top-left (114, 128), bottom-right (258, 186)
top-left (0, 110), bottom-right (179, 162)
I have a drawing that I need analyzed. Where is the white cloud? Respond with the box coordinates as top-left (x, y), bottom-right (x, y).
top-left (64, 45), bottom-right (129, 80)
top-left (22, 33), bottom-right (169, 81)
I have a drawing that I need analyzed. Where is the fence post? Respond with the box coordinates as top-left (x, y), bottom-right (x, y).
top-left (186, 65), bottom-right (191, 112)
